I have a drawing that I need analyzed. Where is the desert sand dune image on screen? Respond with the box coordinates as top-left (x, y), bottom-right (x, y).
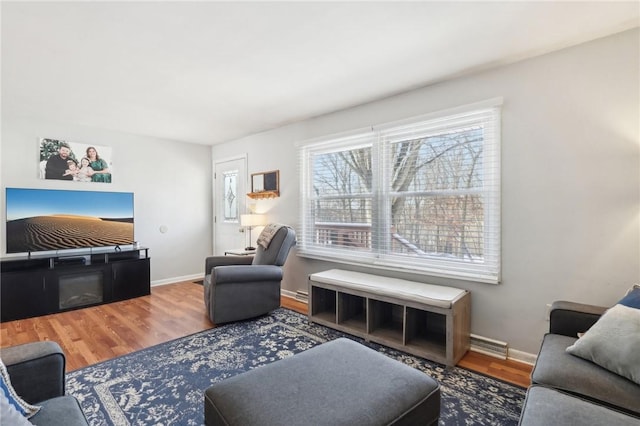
top-left (7, 215), bottom-right (133, 252)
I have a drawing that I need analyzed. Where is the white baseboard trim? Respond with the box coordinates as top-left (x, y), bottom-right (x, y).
top-left (506, 348), bottom-right (537, 366)
top-left (469, 346), bottom-right (536, 365)
top-left (151, 274), bottom-right (203, 287)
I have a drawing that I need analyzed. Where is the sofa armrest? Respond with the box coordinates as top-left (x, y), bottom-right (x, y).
top-left (0, 341), bottom-right (65, 404)
top-left (549, 301), bottom-right (608, 338)
top-left (205, 255), bottom-right (254, 276)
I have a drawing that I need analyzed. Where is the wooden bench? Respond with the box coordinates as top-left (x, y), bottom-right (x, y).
top-left (308, 269), bottom-right (471, 366)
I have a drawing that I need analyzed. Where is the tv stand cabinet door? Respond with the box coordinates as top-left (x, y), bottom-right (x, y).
top-left (0, 270), bottom-right (54, 321)
top-left (110, 258), bottom-right (150, 301)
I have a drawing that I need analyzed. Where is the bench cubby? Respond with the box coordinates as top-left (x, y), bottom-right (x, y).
top-left (308, 269), bottom-right (471, 366)
top-left (310, 285), bottom-right (337, 324)
top-left (337, 292), bottom-right (367, 332)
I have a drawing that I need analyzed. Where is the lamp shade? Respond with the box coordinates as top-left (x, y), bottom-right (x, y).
top-left (240, 214), bottom-right (267, 227)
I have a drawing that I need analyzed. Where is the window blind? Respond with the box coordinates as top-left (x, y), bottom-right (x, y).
top-left (298, 99), bottom-right (501, 283)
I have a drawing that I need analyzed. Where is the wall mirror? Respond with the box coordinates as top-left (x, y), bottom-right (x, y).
top-left (249, 170), bottom-right (279, 198)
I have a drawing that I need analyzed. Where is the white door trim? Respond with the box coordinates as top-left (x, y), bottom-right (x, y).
top-left (212, 153), bottom-right (248, 255)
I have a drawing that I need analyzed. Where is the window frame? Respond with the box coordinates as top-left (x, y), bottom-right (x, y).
top-left (298, 99), bottom-right (502, 284)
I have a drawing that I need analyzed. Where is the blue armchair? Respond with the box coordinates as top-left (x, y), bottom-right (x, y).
top-left (203, 225), bottom-right (296, 324)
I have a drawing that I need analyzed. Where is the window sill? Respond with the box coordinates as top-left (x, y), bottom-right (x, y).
top-left (296, 250), bottom-right (500, 285)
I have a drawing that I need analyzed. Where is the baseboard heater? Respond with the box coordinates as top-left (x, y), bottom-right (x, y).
top-left (470, 334), bottom-right (508, 360)
top-left (295, 290), bottom-right (309, 303)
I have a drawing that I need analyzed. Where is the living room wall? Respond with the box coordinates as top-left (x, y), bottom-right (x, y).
top-left (0, 116), bottom-right (213, 284)
top-left (211, 28), bottom-right (640, 358)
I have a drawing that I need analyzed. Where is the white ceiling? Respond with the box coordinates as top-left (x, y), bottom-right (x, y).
top-left (2, 1), bottom-right (638, 145)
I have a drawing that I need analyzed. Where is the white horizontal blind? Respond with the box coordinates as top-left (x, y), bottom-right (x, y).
top-left (298, 100), bottom-right (501, 283)
top-left (299, 132), bottom-right (377, 264)
top-left (378, 107), bottom-right (501, 282)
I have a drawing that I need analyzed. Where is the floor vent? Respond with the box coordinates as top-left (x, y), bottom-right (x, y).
top-left (470, 334), bottom-right (508, 360)
top-left (295, 291), bottom-right (309, 303)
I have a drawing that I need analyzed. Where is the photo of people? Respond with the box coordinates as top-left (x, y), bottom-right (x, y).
top-left (39, 138), bottom-right (113, 183)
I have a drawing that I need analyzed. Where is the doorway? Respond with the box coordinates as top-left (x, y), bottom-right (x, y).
top-left (213, 156), bottom-right (247, 255)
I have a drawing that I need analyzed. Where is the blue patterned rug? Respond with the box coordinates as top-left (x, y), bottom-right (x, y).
top-left (67, 308), bottom-right (526, 425)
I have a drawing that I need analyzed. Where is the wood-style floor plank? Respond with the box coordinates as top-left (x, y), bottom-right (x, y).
top-left (0, 281), bottom-right (532, 388)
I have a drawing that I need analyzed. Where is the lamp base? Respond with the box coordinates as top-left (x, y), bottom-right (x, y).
top-left (244, 246), bottom-right (256, 251)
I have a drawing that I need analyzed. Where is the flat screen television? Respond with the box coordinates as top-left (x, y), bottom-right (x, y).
top-left (5, 188), bottom-right (134, 254)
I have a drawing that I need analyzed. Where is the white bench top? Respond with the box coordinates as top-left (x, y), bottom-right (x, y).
top-left (309, 269), bottom-right (467, 309)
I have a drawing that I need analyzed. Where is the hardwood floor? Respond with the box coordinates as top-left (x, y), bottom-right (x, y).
top-left (1, 281), bottom-right (212, 370)
top-left (0, 281), bottom-right (532, 388)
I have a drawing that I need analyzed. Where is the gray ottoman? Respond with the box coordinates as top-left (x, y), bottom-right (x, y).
top-left (204, 338), bottom-right (440, 426)
top-left (519, 385), bottom-right (640, 426)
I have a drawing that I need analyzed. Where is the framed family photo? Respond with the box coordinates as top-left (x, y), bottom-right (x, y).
top-left (39, 138), bottom-right (113, 183)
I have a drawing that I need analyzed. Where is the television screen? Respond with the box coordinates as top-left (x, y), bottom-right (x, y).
top-left (6, 188), bottom-right (134, 254)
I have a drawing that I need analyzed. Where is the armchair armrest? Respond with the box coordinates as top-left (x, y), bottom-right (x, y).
top-left (213, 265), bottom-right (283, 285)
top-left (205, 255), bottom-right (253, 276)
top-left (0, 341), bottom-right (65, 404)
top-left (549, 301), bottom-right (608, 338)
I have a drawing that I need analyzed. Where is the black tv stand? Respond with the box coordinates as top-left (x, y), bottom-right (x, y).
top-left (0, 247), bottom-right (150, 322)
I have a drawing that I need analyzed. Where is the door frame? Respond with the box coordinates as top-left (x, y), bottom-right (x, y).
top-left (212, 154), bottom-right (248, 255)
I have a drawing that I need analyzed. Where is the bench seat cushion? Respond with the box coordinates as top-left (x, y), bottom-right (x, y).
top-left (309, 269), bottom-right (466, 309)
top-left (205, 338), bottom-right (440, 426)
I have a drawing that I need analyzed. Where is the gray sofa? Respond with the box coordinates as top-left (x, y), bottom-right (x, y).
top-left (519, 301), bottom-right (640, 425)
top-left (0, 341), bottom-right (88, 426)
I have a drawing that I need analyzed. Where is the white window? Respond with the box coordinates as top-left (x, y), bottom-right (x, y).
top-left (298, 99), bottom-right (501, 283)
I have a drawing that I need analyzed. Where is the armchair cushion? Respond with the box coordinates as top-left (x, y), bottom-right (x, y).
top-left (1, 359), bottom-right (40, 418)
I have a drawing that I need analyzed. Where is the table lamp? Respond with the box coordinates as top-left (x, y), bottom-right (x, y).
top-left (240, 214), bottom-right (267, 250)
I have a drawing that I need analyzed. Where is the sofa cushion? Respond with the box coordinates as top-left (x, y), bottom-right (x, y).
top-left (0, 359), bottom-right (40, 418)
top-left (519, 385), bottom-right (640, 426)
top-left (566, 304), bottom-right (640, 385)
top-left (532, 333), bottom-right (640, 416)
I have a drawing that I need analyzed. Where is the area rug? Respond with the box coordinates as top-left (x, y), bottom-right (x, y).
top-left (67, 308), bottom-right (526, 425)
